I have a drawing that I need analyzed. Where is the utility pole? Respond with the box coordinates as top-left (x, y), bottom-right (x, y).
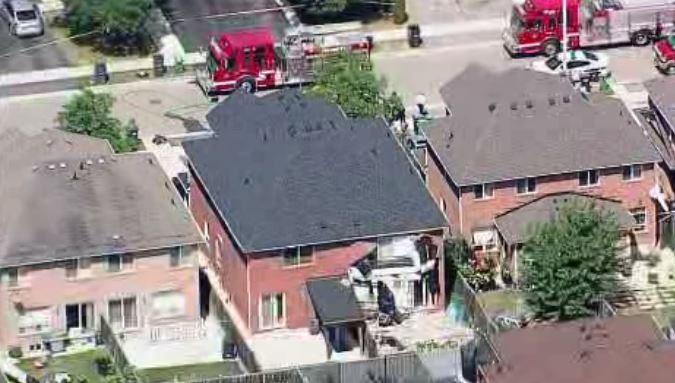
top-left (562, 0), bottom-right (568, 74)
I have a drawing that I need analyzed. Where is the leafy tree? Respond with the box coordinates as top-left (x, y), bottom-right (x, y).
top-left (521, 201), bottom-right (622, 321)
top-left (64, 0), bottom-right (153, 52)
top-left (308, 54), bottom-right (404, 122)
top-left (294, 0), bottom-right (352, 16)
top-left (61, 89), bottom-right (140, 153)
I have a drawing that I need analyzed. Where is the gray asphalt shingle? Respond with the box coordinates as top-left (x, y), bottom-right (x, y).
top-left (428, 65), bottom-right (661, 186)
top-left (645, 77), bottom-right (675, 132)
top-left (184, 90), bottom-right (446, 252)
top-left (306, 276), bottom-right (364, 325)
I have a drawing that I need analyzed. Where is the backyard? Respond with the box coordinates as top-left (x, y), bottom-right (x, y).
top-left (17, 349), bottom-right (114, 382)
top-left (137, 362), bottom-right (242, 383)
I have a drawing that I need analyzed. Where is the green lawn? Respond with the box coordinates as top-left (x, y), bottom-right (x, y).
top-left (138, 362), bottom-right (242, 383)
top-left (477, 289), bottom-right (528, 318)
top-left (17, 349), bottom-right (108, 383)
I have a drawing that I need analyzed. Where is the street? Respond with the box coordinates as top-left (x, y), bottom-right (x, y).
top-left (0, 22), bottom-right (77, 73)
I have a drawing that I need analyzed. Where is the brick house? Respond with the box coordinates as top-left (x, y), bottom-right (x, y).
top-left (424, 66), bottom-right (664, 280)
top-left (183, 90), bottom-right (447, 336)
top-left (0, 130), bottom-right (203, 356)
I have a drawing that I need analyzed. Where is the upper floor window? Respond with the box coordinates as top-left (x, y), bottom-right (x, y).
top-left (578, 170), bottom-right (599, 187)
top-left (203, 221), bottom-right (210, 243)
top-left (516, 178), bottom-right (537, 194)
top-left (473, 183), bottom-right (494, 200)
top-left (439, 198), bottom-right (446, 213)
top-left (623, 165), bottom-right (643, 181)
top-left (107, 254), bottom-right (133, 273)
top-left (65, 258), bottom-right (92, 279)
top-left (169, 247), bottom-right (186, 267)
top-left (630, 207), bottom-right (647, 232)
top-left (282, 246), bottom-right (313, 267)
top-left (5, 268), bottom-right (18, 287)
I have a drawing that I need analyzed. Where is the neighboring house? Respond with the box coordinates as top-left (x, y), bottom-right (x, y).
top-left (425, 65), bottom-right (664, 279)
top-left (183, 90), bottom-right (447, 343)
top-left (479, 314), bottom-right (675, 383)
top-left (0, 129), bottom-right (203, 356)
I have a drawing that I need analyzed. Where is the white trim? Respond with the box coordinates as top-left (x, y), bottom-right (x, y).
top-left (258, 292), bottom-right (286, 330)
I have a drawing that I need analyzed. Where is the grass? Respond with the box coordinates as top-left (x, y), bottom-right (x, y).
top-left (138, 361), bottom-right (242, 383)
top-left (477, 289), bottom-right (528, 318)
top-left (17, 349), bottom-right (108, 383)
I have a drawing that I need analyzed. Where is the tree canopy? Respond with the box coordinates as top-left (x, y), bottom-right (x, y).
top-left (64, 0), bottom-right (153, 52)
top-left (294, 0), bottom-right (352, 16)
top-left (308, 54), bottom-right (404, 122)
top-left (61, 89), bottom-right (140, 153)
top-left (521, 201), bottom-right (622, 321)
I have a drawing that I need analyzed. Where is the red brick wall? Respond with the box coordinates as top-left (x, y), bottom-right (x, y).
top-left (426, 147), bottom-right (461, 234)
top-left (248, 242), bottom-right (373, 332)
top-left (188, 166), bottom-right (251, 328)
top-left (426, 157), bottom-right (658, 246)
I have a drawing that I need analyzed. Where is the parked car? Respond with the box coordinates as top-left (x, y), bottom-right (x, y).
top-left (1, 0), bottom-right (44, 37)
top-left (530, 50), bottom-right (610, 82)
top-left (654, 35), bottom-right (675, 75)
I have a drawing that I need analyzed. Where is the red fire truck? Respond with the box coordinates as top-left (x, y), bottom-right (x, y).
top-left (503, 0), bottom-right (675, 56)
top-left (654, 35), bottom-right (675, 74)
top-left (196, 27), bottom-right (371, 94)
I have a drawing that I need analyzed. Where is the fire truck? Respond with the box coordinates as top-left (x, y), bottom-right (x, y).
top-left (502, 0), bottom-right (675, 56)
top-left (195, 27), bottom-right (372, 94)
top-left (654, 35), bottom-right (675, 74)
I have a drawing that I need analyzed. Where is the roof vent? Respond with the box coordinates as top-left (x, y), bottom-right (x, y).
top-left (71, 171), bottom-right (79, 181)
top-left (59, 162), bottom-right (67, 168)
top-left (98, 158), bottom-right (105, 164)
top-left (112, 234), bottom-right (121, 241)
top-left (32, 165), bottom-right (39, 172)
top-left (563, 95), bottom-right (571, 103)
top-left (525, 100), bottom-right (533, 109)
top-left (148, 158), bottom-right (154, 165)
top-left (263, 132), bottom-right (268, 142)
top-left (244, 177), bottom-right (250, 185)
top-left (510, 102), bottom-right (518, 110)
top-left (48, 164), bottom-right (56, 170)
top-left (46, 139), bottom-right (53, 147)
top-left (79, 161), bottom-right (86, 170)
top-left (549, 97), bottom-right (556, 106)
top-left (488, 103), bottom-right (496, 113)
top-left (86, 159), bottom-right (94, 165)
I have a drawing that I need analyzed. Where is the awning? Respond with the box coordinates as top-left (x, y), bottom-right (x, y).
top-left (495, 192), bottom-right (636, 245)
top-left (306, 276), bottom-right (364, 326)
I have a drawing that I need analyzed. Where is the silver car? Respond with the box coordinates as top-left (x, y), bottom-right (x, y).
top-left (1, 0), bottom-right (44, 37)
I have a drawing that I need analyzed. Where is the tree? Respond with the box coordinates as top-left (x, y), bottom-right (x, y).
top-left (293, 0), bottom-right (352, 16)
top-left (308, 54), bottom-right (404, 122)
top-left (64, 0), bottom-right (153, 52)
top-left (61, 89), bottom-right (140, 153)
top-left (521, 201), bottom-right (622, 321)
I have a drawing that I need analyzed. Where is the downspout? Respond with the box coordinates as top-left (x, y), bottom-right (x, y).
top-left (458, 187), bottom-right (464, 235)
top-left (246, 255), bottom-right (252, 331)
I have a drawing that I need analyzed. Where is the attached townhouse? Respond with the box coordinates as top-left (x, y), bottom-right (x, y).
top-left (424, 65), bottom-right (664, 281)
top-left (182, 89), bottom-right (447, 342)
top-left (0, 129), bottom-right (203, 356)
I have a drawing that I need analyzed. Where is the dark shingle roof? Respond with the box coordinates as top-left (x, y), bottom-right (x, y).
top-left (484, 314), bottom-right (675, 383)
top-left (428, 65), bottom-right (660, 186)
top-left (306, 276), bottom-right (364, 325)
top-left (645, 77), bottom-right (675, 131)
top-left (184, 90), bottom-right (446, 252)
top-left (0, 130), bottom-right (203, 268)
top-left (494, 192), bottom-right (635, 245)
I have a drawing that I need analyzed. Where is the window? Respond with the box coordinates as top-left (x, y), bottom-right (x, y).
top-left (170, 247), bottom-right (184, 267)
top-left (578, 170), bottom-right (599, 187)
top-left (255, 46), bottom-right (266, 69)
top-left (583, 50), bottom-right (598, 60)
top-left (516, 178), bottom-right (537, 194)
top-left (108, 297), bottom-right (138, 329)
top-left (151, 290), bottom-right (186, 318)
top-left (282, 247), bottom-right (313, 267)
top-left (6, 268), bottom-right (18, 287)
top-left (260, 293), bottom-right (285, 329)
top-left (65, 258), bottom-right (92, 279)
top-left (567, 60), bottom-right (590, 69)
top-left (545, 56), bottom-right (562, 70)
top-left (623, 164), bottom-right (643, 181)
top-left (473, 183), bottom-right (494, 200)
top-left (439, 198), bottom-right (446, 213)
top-left (547, 18), bottom-right (557, 30)
top-left (203, 221), bottom-right (210, 243)
top-left (630, 207), bottom-right (647, 232)
top-left (65, 303), bottom-right (94, 331)
top-left (107, 254), bottom-right (133, 273)
top-left (18, 308), bottom-right (51, 335)
top-left (526, 20), bottom-right (542, 31)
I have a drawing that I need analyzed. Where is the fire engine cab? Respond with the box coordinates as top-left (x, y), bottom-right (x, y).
top-left (654, 35), bottom-right (675, 74)
top-left (503, 0), bottom-right (675, 56)
top-left (196, 27), bottom-right (371, 94)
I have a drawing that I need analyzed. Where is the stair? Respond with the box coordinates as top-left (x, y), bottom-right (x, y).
top-left (610, 285), bottom-right (675, 312)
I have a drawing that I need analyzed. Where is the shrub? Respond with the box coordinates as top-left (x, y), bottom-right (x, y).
top-left (8, 346), bottom-right (23, 358)
top-left (93, 350), bottom-right (114, 376)
top-left (393, 0), bottom-right (408, 24)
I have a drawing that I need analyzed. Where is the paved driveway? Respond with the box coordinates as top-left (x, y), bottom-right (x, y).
top-left (0, 21), bottom-right (76, 73)
top-left (162, 0), bottom-right (289, 53)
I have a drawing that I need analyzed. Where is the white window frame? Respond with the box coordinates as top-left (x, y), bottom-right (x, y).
top-left (578, 170), bottom-right (599, 187)
top-left (259, 293), bottom-right (285, 330)
top-left (439, 198), bottom-right (446, 213)
top-left (17, 308), bottom-right (52, 336)
top-left (473, 183), bottom-right (494, 200)
top-left (516, 178), bottom-right (537, 195)
top-left (151, 290), bottom-right (186, 319)
top-left (65, 302), bottom-right (95, 331)
top-left (107, 254), bottom-right (133, 273)
top-left (6, 268), bottom-right (19, 287)
top-left (623, 164), bottom-right (643, 181)
top-left (203, 221), bottom-right (210, 243)
top-left (630, 207), bottom-right (647, 233)
top-left (169, 247), bottom-right (185, 267)
top-left (107, 296), bottom-right (138, 330)
top-left (65, 258), bottom-right (92, 279)
top-left (281, 246), bottom-right (314, 267)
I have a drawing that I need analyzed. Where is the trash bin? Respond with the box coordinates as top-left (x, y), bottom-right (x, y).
top-left (407, 24), bottom-right (422, 48)
top-left (153, 53), bottom-right (166, 77)
top-left (93, 61), bottom-right (109, 85)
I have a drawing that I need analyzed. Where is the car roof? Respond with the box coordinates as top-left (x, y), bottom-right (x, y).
top-left (8, 0), bottom-right (36, 11)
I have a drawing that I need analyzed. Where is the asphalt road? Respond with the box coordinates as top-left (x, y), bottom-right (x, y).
top-left (0, 20), bottom-right (76, 73)
top-left (162, 0), bottom-right (289, 53)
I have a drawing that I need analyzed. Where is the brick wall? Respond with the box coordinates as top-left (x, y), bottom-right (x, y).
top-left (426, 148), bottom-right (461, 234)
